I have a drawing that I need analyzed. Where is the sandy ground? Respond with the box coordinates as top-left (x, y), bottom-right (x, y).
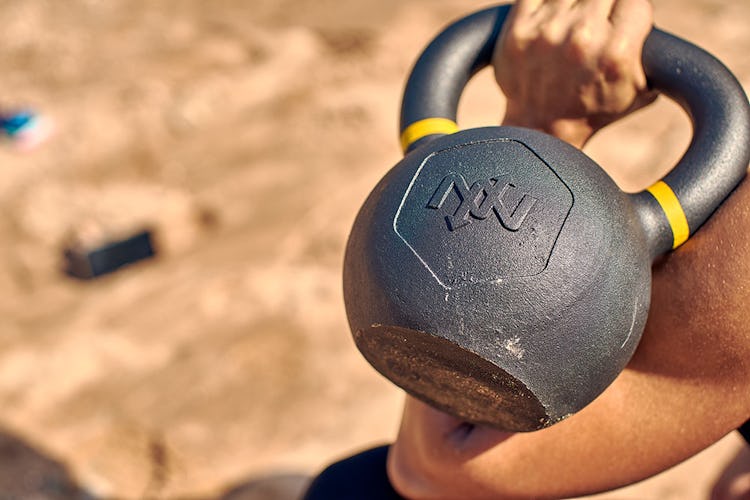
top-left (0, 0), bottom-right (748, 498)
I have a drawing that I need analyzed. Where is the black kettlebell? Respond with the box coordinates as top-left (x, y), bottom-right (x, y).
top-left (344, 4), bottom-right (750, 432)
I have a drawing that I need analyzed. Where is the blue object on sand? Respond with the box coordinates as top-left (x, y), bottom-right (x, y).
top-left (0, 111), bottom-right (38, 138)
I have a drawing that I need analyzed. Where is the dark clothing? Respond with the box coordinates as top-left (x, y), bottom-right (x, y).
top-left (739, 420), bottom-right (750, 444)
top-left (305, 425), bottom-right (750, 499)
top-left (303, 445), bottom-right (404, 499)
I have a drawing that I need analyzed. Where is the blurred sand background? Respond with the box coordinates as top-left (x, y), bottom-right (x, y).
top-left (0, 0), bottom-right (748, 498)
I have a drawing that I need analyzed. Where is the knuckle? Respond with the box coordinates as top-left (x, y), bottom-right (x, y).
top-left (506, 27), bottom-right (529, 53)
top-left (538, 29), bottom-right (561, 47)
top-left (502, 23), bottom-right (532, 54)
top-left (538, 20), bottom-right (566, 46)
top-left (566, 25), bottom-right (593, 62)
top-left (599, 40), bottom-right (631, 81)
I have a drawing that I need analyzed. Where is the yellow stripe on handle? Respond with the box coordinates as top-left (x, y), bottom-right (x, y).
top-left (400, 118), bottom-right (459, 153)
top-left (646, 181), bottom-right (690, 249)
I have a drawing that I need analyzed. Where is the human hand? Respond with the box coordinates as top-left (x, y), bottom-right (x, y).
top-left (494, 0), bottom-right (657, 148)
top-left (387, 2), bottom-right (750, 498)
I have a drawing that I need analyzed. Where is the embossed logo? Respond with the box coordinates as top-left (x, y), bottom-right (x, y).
top-left (427, 174), bottom-right (538, 232)
top-left (394, 139), bottom-right (573, 287)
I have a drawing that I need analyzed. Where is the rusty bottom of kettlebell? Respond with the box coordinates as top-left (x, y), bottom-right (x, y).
top-left (354, 325), bottom-right (550, 432)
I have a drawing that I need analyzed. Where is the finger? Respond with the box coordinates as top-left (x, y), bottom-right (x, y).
top-left (499, 0), bottom-right (542, 41)
top-left (513, 0), bottom-right (546, 18)
top-left (532, 0), bottom-right (581, 23)
top-left (609, 0), bottom-right (653, 88)
top-left (527, 0), bottom-right (581, 46)
top-left (609, 0), bottom-right (653, 37)
top-left (541, 0), bottom-right (580, 11)
top-left (576, 0), bottom-right (617, 20)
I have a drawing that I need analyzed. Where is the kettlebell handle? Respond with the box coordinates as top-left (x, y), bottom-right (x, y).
top-left (400, 4), bottom-right (750, 257)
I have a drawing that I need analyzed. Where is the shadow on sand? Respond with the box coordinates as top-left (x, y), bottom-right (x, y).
top-left (0, 428), bottom-right (92, 499)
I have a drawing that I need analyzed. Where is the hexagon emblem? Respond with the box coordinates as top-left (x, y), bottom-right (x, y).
top-left (394, 139), bottom-right (574, 289)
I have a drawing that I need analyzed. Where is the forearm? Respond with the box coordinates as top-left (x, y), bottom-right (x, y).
top-left (388, 177), bottom-right (750, 499)
top-left (387, 0), bottom-right (750, 496)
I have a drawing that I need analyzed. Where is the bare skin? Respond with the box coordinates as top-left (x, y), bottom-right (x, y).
top-left (387, 1), bottom-right (750, 498)
top-left (495, 0), bottom-right (656, 148)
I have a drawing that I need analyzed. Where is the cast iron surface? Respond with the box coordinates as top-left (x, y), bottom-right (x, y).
top-left (346, 128), bottom-right (651, 429)
top-left (344, 4), bottom-right (750, 431)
